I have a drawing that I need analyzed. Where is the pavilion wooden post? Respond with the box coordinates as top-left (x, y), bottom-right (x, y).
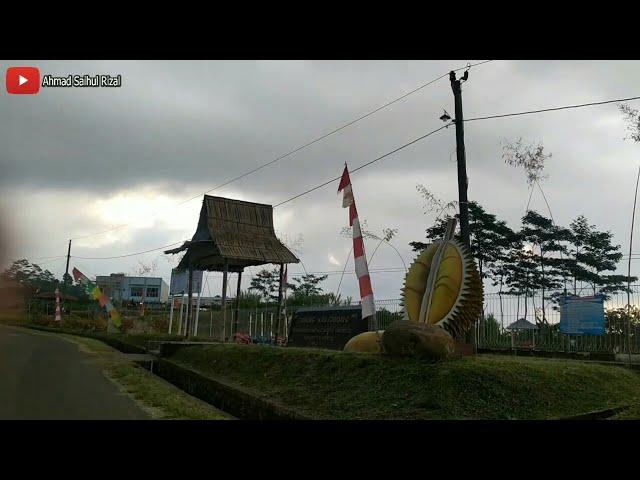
top-left (185, 265), bottom-right (193, 338)
top-left (234, 270), bottom-right (242, 336)
top-left (222, 260), bottom-right (229, 341)
top-left (275, 263), bottom-right (284, 344)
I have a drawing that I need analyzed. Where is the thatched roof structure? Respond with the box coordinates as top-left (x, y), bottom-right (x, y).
top-left (165, 195), bottom-right (299, 272)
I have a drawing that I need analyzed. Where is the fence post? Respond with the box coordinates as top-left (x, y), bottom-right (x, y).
top-left (168, 295), bottom-right (174, 334)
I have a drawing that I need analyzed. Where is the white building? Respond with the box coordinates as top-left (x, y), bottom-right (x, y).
top-left (96, 273), bottom-right (169, 304)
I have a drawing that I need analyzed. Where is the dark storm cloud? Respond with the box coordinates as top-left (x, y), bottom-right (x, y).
top-left (0, 60), bottom-right (479, 193)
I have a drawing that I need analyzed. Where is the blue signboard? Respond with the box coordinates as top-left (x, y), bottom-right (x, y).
top-left (559, 295), bottom-right (605, 336)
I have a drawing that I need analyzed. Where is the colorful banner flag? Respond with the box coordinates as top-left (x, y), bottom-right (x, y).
top-left (72, 267), bottom-right (122, 328)
top-left (338, 164), bottom-right (376, 320)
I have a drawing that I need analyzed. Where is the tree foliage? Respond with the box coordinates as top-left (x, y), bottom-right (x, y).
top-left (287, 273), bottom-right (328, 297)
top-left (248, 268), bottom-right (330, 306)
top-left (619, 103), bottom-right (640, 143)
top-left (248, 268), bottom-right (281, 303)
top-left (410, 197), bottom-right (635, 323)
top-left (1, 258), bottom-right (89, 302)
top-left (605, 306), bottom-right (640, 335)
top-left (501, 137), bottom-right (551, 186)
top-left (410, 201), bottom-right (518, 281)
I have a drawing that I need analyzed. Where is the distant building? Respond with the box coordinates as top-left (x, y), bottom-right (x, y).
top-left (95, 273), bottom-right (169, 304)
top-left (171, 295), bottom-right (236, 307)
top-left (198, 295), bottom-right (235, 307)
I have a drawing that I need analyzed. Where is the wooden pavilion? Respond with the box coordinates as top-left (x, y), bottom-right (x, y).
top-left (164, 195), bottom-right (299, 339)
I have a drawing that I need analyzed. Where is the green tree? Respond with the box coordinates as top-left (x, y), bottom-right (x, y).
top-left (248, 268), bottom-right (281, 303)
top-left (410, 201), bottom-right (517, 282)
top-left (619, 103), bottom-right (640, 143)
top-left (520, 210), bottom-right (568, 323)
top-left (2, 259), bottom-right (59, 291)
top-left (286, 273), bottom-right (329, 306)
top-left (236, 290), bottom-right (263, 308)
top-left (605, 306), bottom-right (640, 335)
top-left (287, 273), bottom-right (328, 297)
top-left (559, 216), bottom-right (633, 297)
top-left (502, 137), bottom-right (551, 187)
top-left (503, 242), bottom-right (539, 322)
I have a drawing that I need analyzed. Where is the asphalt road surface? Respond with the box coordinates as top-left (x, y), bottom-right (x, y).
top-left (0, 325), bottom-right (148, 420)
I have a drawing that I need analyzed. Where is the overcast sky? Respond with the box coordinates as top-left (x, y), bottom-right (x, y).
top-left (1, 60), bottom-right (640, 300)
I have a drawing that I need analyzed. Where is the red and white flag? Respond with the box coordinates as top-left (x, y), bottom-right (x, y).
top-left (338, 164), bottom-right (376, 320)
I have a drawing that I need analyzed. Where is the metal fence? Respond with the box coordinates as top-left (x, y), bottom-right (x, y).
top-left (478, 286), bottom-right (640, 354)
top-left (182, 286), bottom-right (640, 353)
top-left (173, 297), bottom-right (405, 342)
top-left (27, 285), bottom-right (640, 354)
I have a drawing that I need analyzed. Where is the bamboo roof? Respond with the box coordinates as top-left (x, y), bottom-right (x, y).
top-left (165, 195), bottom-right (299, 272)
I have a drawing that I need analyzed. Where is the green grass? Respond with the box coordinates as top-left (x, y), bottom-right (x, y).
top-left (167, 344), bottom-right (640, 420)
top-left (56, 333), bottom-right (232, 420)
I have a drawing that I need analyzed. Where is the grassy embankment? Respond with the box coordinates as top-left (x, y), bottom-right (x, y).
top-left (11, 315), bottom-right (640, 419)
top-left (167, 343), bottom-right (640, 420)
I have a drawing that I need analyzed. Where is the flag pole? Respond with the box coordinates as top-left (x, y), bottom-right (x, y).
top-left (338, 163), bottom-right (376, 330)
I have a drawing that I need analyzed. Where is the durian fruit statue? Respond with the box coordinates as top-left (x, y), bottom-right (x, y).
top-left (344, 218), bottom-right (483, 360)
top-left (343, 330), bottom-right (385, 354)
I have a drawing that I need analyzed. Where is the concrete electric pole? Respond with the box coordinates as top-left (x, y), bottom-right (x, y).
top-left (450, 69), bottom-right (476, 352)
top-left (65, 239), bottom-right (72, 284)
top-left (450, 70), bottom-right (470, 249)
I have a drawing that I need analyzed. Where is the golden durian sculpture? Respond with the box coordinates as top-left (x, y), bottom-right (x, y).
top-left (401, 238), bottom-right (483, 338)
top-left (343, 218), bottom-right (483, 358)
top-left (343, 331), bottom-right (384, 354)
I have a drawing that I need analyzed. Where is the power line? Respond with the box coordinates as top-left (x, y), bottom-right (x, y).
top-left (29, 255), bottom-right (66, 262)
top-left (70, 241), bottom-right (184, 260)
top-left (273, 94), bottom-right (640, 210)
top-left (34, 257), bottom-right (68, 267)
top-left (464, 95), bottom-right (640, 123)
top-left (56, 91), bottom-right (640, 262)
top-left (273, 123), bottom-right (451, 208)
top-left (70, 60), bottom-right (493, 241)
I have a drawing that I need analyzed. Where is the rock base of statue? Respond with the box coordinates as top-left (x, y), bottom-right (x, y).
top-left (381, 320), bottom-right (454, 360)
top-left (454, 341), bottom-right (475, 357)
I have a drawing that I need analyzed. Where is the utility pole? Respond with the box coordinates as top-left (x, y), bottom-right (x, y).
top-left (65, 239), bottom-right (72, 284)
top-left (450, 70), bottom-right (470, 248)
top-left (450, 69), bottom-right (475, 352)
top-left (62, 239), bottom-right (72, 318)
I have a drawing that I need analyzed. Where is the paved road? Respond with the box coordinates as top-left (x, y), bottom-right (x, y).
top-left (0, 325), bottom-right (148, 419)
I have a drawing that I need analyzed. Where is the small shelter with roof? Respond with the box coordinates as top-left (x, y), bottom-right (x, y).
top-left (505, 318), bottom-right (538, 350)
top-left (165, 195), bottom-right (299, 338)
top-left (505, 318), bottom-right (538, 331)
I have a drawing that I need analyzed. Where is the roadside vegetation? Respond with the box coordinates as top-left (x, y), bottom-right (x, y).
top-left (167, 343), bottom-right (640, 420)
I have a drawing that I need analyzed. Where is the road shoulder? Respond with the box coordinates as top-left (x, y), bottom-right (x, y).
top-left (12, 326), bottom-right (233, 420)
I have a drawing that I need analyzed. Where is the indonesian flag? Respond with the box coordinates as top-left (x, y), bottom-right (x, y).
top-left (338, 164), bottom-right (376, 320)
